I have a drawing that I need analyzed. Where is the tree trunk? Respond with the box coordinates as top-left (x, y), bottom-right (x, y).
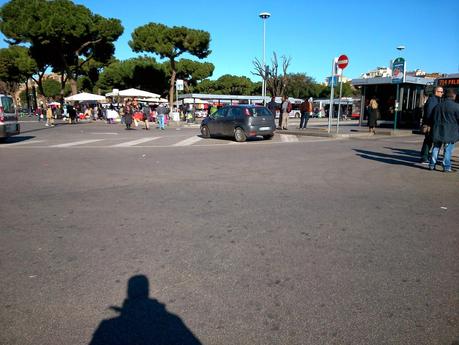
top-left (70, 78), bottom-right (77, 95)
top-left (25, 79), bottom-right (30, 114)
top-left (37, 73), bottom-right (45, 98)
top-left (168, 59), bottom-right (176, 112)
top-left (60, 73), bottom-right (66, 99)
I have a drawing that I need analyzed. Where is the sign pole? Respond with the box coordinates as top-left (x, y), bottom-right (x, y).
top-left (336, 70), bottom-right (344, 133)
top-left (328, 58), bottom-right (335, 134)
top-left (394, 84), bottom-right (399, 130)
top-left (335, 54), bottom-right (349, 134)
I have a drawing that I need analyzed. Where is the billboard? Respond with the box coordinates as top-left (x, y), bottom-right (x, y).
top-left (392, 57), bottom-right (405, 84)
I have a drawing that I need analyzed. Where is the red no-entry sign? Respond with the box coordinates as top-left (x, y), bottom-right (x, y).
top-left (337, 54), bottom-right (349, 69)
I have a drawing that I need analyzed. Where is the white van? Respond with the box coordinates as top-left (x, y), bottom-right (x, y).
top-left (0, 94), bottom-right (20, 141)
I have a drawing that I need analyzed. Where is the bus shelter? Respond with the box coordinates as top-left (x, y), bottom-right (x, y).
top-left (352, 76), bottom-right (433, 128)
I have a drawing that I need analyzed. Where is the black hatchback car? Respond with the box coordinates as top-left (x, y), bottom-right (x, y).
top-left (200, 105), bottom-right (275, 142)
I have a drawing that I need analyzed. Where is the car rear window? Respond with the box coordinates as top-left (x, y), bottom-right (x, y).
top-left (244, 107), bottom-right (272, 117)
top-left (1, 96), bottom-right (14, 113)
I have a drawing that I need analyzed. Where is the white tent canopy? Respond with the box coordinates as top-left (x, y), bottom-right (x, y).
top-left (65, 92), bottom-right (106, 102)
top-left (181, 98), bottom-right (208, 104)
top-left (141, 97), bottom-right (169, 103)
top-left (106, 88), bottom-right (160, 98)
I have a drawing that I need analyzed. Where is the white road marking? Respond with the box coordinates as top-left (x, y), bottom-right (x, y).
top-left (280, 134), bottom-right (299, 142)
top-left (6, 140), bottom-right (45, 146)
top-left (173, 136), bottom-right (203, 146)
top-left (111, 137), bottom-right (160, 147)
top-left (50, 139), bottom-right (104, 147)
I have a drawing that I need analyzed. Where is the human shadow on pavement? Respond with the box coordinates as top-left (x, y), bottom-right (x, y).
top-left (88, 275), bottom-right (202, 345)
top-left (383, 147), bottom-right (420, 158)
top-left (0, 135), bottom-right (35, 144)
top-left (353, 148), bottom-right (425, 168)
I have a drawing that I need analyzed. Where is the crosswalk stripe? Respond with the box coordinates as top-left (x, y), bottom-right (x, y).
top-left (50, 139), bottom-right (104, 147)
top-left (173, 136), bottom-right (203, 146)
top-left (111, 137), bottom-right (160, 147)
top-left (280, 134), bottom-right (299, 142)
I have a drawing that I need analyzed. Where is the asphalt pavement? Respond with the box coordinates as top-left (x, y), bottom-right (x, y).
top-left (1, 120), bottom-right (458, 345)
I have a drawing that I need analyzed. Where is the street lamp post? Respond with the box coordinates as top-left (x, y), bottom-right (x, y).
top-left (259, 12), bottom-right (271, 106)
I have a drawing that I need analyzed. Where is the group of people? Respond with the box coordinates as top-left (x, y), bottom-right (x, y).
top-left (121, 98), bottom-right (169, 130)
top-left (420, 86), bottom-right (459, 172)
top-left (266, 96), bottom-right (314, 130)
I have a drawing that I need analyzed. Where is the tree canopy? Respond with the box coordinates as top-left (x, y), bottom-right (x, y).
top-left (194, 75), bottom-right (259, 95)
top-left (175, 59), bottom-right (214, 91)
top-left (0, 0), bottom-right (123, 96)
top-left (0, 45), bottom-right (36, 94)
top-left (97, 57), bottom-right (168, 95)
top-left (130, 23), bottom-right (211, 108)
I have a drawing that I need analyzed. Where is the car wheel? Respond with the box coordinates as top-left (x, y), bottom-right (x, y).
top-left (234, 127), bottom-right (247, 142)
top-left (263, 134), bottom-right (273, 140)
top-left (201, 125), bottom-right (210, 138)
top-left (296, 112), bottom-right (300, 118)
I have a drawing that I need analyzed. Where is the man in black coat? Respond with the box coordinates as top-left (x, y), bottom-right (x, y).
top-left (420, 86), bottom-right (443, 163)
top-left (429, 88), bottom-right (459, 172)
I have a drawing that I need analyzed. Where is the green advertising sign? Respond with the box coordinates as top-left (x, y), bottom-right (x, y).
top-left (392, 57), bottom-right (405, 84)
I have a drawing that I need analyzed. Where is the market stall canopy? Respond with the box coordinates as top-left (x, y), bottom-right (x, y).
top-left (65, 92), bottom-right (106, 102)
top-left (181, 98), bottom-right (208, 104)
top-left (106, 88), bottom-right (160, 98)
top-left (142, 97), bottom-right (169, 103)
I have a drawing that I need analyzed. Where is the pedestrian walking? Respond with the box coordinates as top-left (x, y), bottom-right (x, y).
top-left (141, 104), bottom-right (150, 130)
top-left (45, 104), bottom-right (54, 127)
top-left (280, 95), bottom-right (291, 130)
top-left (124, 99), bottom-right (133, 130)
top-left (67, 104), bottom-right (77, 124)
top-left (429, 88), bottom-right (459, 172)
top-left (156, 103), bottom-right (168, 130)
top-left (420, 86), bottom-right (443, 164)
top-left (368, 96), bottom-right (378, 134)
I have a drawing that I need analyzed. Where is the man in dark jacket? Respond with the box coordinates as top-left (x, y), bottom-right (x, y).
top-left (429, 88), bottom-right (459, 172)
top-left (420, 86), bottom-right (443, 163)
top-left (266, 96), bottom-right (278, 122)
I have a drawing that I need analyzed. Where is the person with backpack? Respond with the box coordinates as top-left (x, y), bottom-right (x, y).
top-left (280, 95), bottom-right (291, 130)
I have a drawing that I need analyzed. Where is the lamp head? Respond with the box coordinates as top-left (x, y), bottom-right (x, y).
top-left (396, 45), bottom-right (406, 51)
top-left (259, 12), bottom-right (271, 19)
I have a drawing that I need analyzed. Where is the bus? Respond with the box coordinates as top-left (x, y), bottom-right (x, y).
top-left (434, 74), bottom-right (459, 98)
top-left (312, 97), bottom-right (361, 119)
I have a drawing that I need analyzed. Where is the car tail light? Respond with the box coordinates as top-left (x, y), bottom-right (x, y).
top-left (0, 106), bottom-right (3, 123)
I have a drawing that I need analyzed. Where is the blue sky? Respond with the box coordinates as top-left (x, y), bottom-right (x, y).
top-left (1, 0), bottom-right (458, 82)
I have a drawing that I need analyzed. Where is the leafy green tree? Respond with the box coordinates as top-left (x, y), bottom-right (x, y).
top-left (215, 75), bottom-right (257, 95)
top-left (0, 0), bottom-right (123, 96)
top-left (193, 79), bottom-right (217, 94)
top-left (130, 23), bottom-right (211, 109)
top-left (97, 57), bottom-right (168, 96)
top-left (41, 79), bottom-right (61, 99)
top-left (0, 45), bottom-right (36, 94)
top-left (194, 75), bottom-right (259, 95)
top-left (175, 59), bottom-right (214, 91)
top-left (319, 82), bottom-right (358, 98)
top-left (285, 73), bottom-right (322, 99)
